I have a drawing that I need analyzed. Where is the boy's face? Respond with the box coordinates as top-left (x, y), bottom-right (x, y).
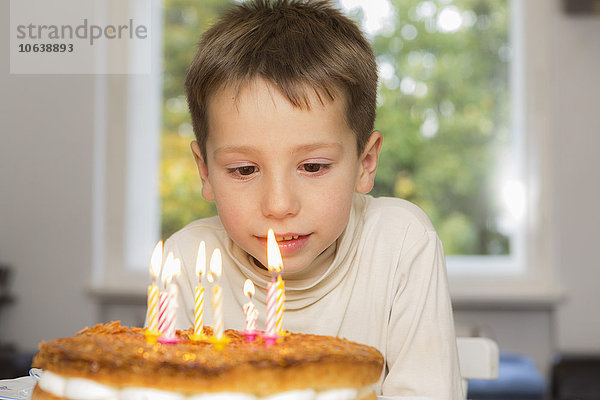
top-left (192, 78), bottom-right (381, 275)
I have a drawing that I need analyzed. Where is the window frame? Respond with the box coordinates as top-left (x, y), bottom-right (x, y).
top-left (91, 0), bottom-right (163, 294)
top-left (447, 0), bottom-right (561, 304)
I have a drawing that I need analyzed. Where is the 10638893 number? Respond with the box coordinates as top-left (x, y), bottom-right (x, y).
top-left (18, 43), bottom-right (74, 53)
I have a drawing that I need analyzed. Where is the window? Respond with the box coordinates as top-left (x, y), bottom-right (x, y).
top-left (159, 0), bottom-right (524, 272)
top-left (347, 0), bottom-right (524, 279)
top-left (92, 0), bottom-right (163, 289)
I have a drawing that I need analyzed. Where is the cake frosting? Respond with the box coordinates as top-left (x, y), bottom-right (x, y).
top-left (31, 322), bottom-right (383, 400)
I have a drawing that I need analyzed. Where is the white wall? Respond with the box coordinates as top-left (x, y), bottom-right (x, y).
top-left (452, 0), bottom-right (600, 375)
top-left (1, 0), bottom-right (599, 376)
top-left (0, 0), bottom-right (96, 348)
top-left (550, 3), bottom-right (600, 353)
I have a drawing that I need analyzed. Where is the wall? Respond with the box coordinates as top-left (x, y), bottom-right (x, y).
top-left (0, 0), bottom-right (96, 348)
top-left (550, 2), bottom-right (600, 353)
top-left (0, 0), bottom-right (599, 379)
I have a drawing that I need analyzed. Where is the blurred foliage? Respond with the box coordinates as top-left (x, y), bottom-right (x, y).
top-left (160, 0), bottom-right (512, 255)
top-left (161, 133), bottom-right (217, 238)
top-left (370, 0), bottom-right (511, 255)
top-left (161, 0), bottom-right (230, 238)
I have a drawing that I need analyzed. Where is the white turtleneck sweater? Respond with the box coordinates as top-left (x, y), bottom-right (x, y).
top-left (166, 194), bottom-right (463, 399)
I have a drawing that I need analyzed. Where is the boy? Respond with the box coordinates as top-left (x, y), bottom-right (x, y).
top-left (166, 0), bottom-right (462, 397)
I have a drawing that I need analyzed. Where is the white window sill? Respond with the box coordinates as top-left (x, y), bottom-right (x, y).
top-left (449, 274), bottom-right (565, 310)
top-left (87, 282), bottom-right (147, 304)
top-left (87, 280), bottom-right (566, 310)
top-left (451, 287), bottom-right (565, 310)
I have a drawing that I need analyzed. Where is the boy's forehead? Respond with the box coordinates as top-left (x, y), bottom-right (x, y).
top-left (211, 77), bottom-right (346, 113)
top-left (204, 77), bottom-right (356, 154)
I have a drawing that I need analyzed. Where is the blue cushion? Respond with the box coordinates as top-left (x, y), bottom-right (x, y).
top-left (467, 351), bottom-right (546, 399)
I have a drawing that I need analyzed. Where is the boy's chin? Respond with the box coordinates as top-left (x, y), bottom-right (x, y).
top-left (250, 255), bottom-right (310, 276)
top-left (250, 256), bottom-right (268, 271)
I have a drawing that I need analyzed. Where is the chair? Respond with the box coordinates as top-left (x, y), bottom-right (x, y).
top-left (457, 337), bottom-right (499, 399)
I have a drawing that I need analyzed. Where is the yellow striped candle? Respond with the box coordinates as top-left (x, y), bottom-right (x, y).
top-left (194, 286), bottom-right (205, 336)
top-left (147, 284), bottom-right (159, 332)
top-left (146, 241), bottom-right (162, 332)
top-left (207, 249), bottom-right (224, 339)
top-left (276, 275), bottom-right (285, 334)
top-left (193, 241), bottom-right (206, 336)
top-left (266, 230), bottom-right (283, 337)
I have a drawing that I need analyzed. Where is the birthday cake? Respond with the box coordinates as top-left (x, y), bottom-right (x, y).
top-left (31, 321), bottom-right (384, 400)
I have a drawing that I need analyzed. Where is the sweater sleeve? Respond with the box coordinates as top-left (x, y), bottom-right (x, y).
top-left (382, 230), bottom-right (463, 400)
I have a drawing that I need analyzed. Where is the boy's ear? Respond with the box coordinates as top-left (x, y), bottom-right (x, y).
top-left (190, 141), bottom-right (215, 201)
top-left (355, 131), bottom-right (383, 194)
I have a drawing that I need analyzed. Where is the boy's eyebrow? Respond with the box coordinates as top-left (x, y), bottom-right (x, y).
top-left (292, 142), bottom-right (344, 154)
top-left (214, 145), bottom-right (260, 157)
top-left (214, 142), bottom-right (344, 157)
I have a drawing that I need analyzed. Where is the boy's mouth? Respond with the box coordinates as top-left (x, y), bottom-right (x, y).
top-left (277, 235), bottom-right (300, 241)
top-left (256, 233), bottom-right (311, 255)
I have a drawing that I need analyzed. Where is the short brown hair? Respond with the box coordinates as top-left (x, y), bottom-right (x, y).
top-left (185, 0), bottom-right (378, 159)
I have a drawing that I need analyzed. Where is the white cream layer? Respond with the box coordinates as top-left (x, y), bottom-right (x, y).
top-left (38, 371), bottom-right (373, 400)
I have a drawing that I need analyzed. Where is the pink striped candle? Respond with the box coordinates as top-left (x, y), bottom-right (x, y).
top-left (164, 279), bottom-right (178, 338)
top-left (265, 229), bottom-right (283, 342)
top-left (243, 301), bottom-right (258, 331)
top-left (158, 253), bottom-right (180, 339)
top-left (243, 279), bottom-right (258, 332)
top-left (158, 290), bottom-right (169, 335)
top-left (266, 277), bottom-right (277, 336)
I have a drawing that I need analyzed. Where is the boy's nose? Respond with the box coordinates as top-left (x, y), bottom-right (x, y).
top-left (260, 175), bottom-right (300, 219)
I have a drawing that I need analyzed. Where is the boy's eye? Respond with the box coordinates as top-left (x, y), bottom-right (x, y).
top-left (303, 163), bottom-right (322, 173)
top-left (238, 166), bottom-right (257, 175)
top-left (301, 163), bottom-right (330, 174)
top-left (227, 165), bottom-right (258, 178)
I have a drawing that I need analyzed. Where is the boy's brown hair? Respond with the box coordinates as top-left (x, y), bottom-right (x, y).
top-left (185, 0), bottom-right (378, 160)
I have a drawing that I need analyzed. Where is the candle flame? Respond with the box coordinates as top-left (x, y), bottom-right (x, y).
top-left (267, 229), bottom-right (282, 273)
top-left (150, 240), bottom-right (163, 279)
top-left (161, 252), bottom-right (176, 287)
top-left (207, 248), bottom-right (222, 283)
top-left (244, 279), bottom-right (255, 297)
top-left (195, 241), bottom-right (206, 277)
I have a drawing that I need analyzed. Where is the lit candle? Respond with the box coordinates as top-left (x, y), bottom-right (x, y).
top-left (207, 248), bottom-right (224, 339)
top-left (169, 258), bottom-right (181, 335)
top-left (193, 241), bottom-right (206, 338)
top-left (264, 229), bottom-right (283, 345)
top-left (146, 240), bottom-right (162, 333)
top-left (159, 253), bottom-right (180, 341)
top-left (158, 252), bottom-right (174, 336)
top-left (243, 279), bottom-right (258, 341)
top-left (276, 274), bottom-right (285, 334)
